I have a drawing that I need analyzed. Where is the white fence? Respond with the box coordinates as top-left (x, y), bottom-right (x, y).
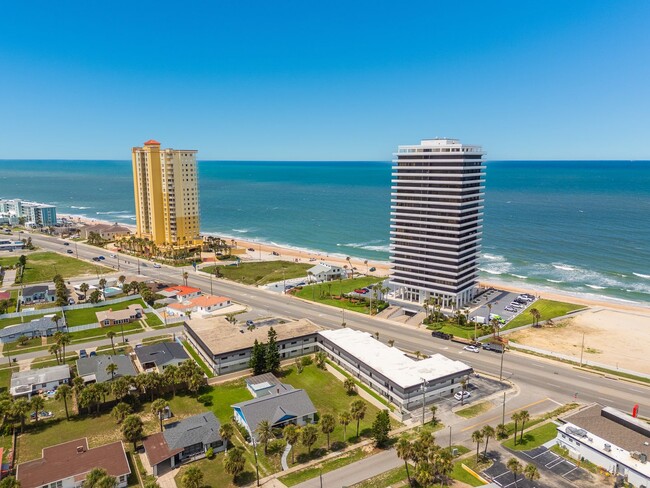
top-left (0, 294), bottom-right (144, 320)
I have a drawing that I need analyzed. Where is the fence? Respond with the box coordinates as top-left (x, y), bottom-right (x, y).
top-left (0, 294), bottom-right (144, 320)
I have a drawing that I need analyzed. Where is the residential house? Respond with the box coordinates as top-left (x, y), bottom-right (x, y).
top-left (10, 365), bottom-right (71, 398)
top-left (184, 318), bottom-right (321, 375)
top-left (80, 223), bottom-right (131, 241)
top-left (16, 438), bottom-right (131, 488)
top-left (96, 304), bottom-right (144, 327)
top-left (76, 355), bottom-right (137, 384)
top-left (134, 342), bottom-right (189, 373)
top-left (143, 411), bottom-right (224, 475)
top-left (307, 262), bottom-right (345, 282)
top-left (20, 285), bottom-right (56, 304)
top-left (233, 380), bottom-right (316, 440)
top-left (160, 285), bottom-right (202, 302)
top-left (0, 315), bottom-right (67, 343)
top-left (165, 294), bottom-right (232, 317)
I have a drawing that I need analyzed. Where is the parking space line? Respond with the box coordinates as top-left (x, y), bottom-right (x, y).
top-left (493, 471), bottom-right (511, 479)
top-left (563, 466), bottom-right (579, 477)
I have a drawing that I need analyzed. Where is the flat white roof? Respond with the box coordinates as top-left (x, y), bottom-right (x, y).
top-left (319, 328), bottom-right (471, 389)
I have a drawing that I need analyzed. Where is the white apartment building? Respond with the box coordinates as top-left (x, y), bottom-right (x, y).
top-left (0, 199), bottom-right (57, 227)
top-left (389, 138), bottom-right (485, 310)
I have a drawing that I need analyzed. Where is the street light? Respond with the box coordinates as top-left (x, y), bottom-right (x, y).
top-left (252, 437), bottom-right (260, 486)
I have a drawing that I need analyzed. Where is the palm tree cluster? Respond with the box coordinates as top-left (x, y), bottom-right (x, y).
top-left (396, 431), bottom-right (454, 487)
top-left (48, 331), bottom-right (71, 365)
top-left (507, 457), bottom-right (540, 487)
top-left (52, 274), bottom-right (69, 306)
top-left (471, 425), bottom-right (496, 462)
top-left (529, 308), bottom-right (542, 327)
top-left (422, 297), bottom-right (444, 326)
top-left (116, 235), bottom-right (202, 264)
top-left (511, 410), bottom-right (531, 445)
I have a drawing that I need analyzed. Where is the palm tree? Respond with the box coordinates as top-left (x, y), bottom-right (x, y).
top-left (518, 410), bottom-right (530, 444)
top-left (524, 463), bottom-right (540, 483)
top-left (471, 430), bottom-right (484, 462)
top-left (300, 424), bottom-right (319, 455)
top-left (182, 271), bottom-right (189, 286)
top-left (106, 331), bottom-right (116, 354)
top-left (320, 413), bottom-right (336, 449)
top-left (111, 402), bottom-right (132, 423)
top-left (350, 400), bottom-right (367, 438)
top-left (482, 425), bottom-right (495, 458)
top-left (121, 414), bottom-right (144, 450)
top-left (346, 256), bottom-right (354, 279)
top-left (30, 396), bottom-right (45, 422)
top-left (511, 412), bottom-right (521, 445)
top-left (55, 332), bottom-right (71, 363)
top-left (48, 343), bottom-right (61, 364)
top-left (106, 362), bottom-right (118, 382)
top-left (219, 423), bottom-right (234, 451)
top-left (460, 377), bottom-right (468, 406)
top-left (79, 282), bottom-right (89, 302)
top-left (162, 365), bottom-right (179, 397)
top-left (55, 384), bottom-right (72, 420)
top-left (11, 399), bottom-right (30, 433)
top-left (343, 377), bottom-right (357, 395)
top-left (256, 420), bottom-right (274, 454)
top-left (339, 411), bottom-right (351, 442)
top-left (530, 308), bottom-right (541, 327)
top-left (181, 466), bottom-right (204, 488)
top-left (283, 424), bottom-right (299, 464)
top-left (51, 313), bottom-right (62, 332)
top-left (496, 423), bottom-right (509, 440)
top-left (364, 259), bottom-right (369, 274)
top-left (507, 458), bottom-right (523, 487)
top-left (395, 435), bottom-right (413, 485)
top-left (151, 399), bottom-right (169, 432)
top-left (223, 447), bottom-right (245, 481)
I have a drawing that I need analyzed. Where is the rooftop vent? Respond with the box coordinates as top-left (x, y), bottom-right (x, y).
top-left (641, 453), bottom-right (648, 464)
top-left (76, 446), bottom-right (85, 453)
top-left (604, 444), bottom-right (611, 452)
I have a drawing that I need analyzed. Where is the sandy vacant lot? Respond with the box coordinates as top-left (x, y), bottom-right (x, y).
top-left (508, 308), bottom-right (650, 374)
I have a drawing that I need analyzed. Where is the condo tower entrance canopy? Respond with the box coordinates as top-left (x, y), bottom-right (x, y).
top-left (389, 138), bottom-right (485, 310)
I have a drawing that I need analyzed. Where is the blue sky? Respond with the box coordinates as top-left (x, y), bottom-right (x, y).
top-left (1, 1), bottom-right (649, 160)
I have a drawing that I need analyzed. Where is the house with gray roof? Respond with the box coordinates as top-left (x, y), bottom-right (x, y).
top-left (20, 285), bottom-right (56, 304)
top-left (134, 342), bottom-right (189, 373)
top-left (77, 355), bottom-right (137, 384)
top-left (10, 365), bottom-right (70, 398)
top-left (0, 315), bottom-right (67, 343)
top-left (233, 380), bottom-right (316, 440)
top-left (307, 262), bottom-right (345, 282)
top-left (143, 412), bottom-right (223, 475)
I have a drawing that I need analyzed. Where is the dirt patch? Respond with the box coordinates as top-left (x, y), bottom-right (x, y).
top-left (508, 308), bottom-right (650, 374)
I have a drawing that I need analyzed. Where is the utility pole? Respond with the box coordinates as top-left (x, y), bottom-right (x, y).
top-left (252, 438), bottom-right (260, 486)
top-left (579, 333), bottom-right (585, 367)
top-left (502, 391), bottom-right (506, 425)
top-left (209, 271), bottom-right (213, 295)
top-left (499, 349), bottom-right (505, 381)
top-left (75, 242), bottom-right (79, 259)
top-left (341, 308), bottom-right (346, 327)
top-left (421, 378), bottom-right (426, 426)
top-left (137, 258), bottom-right (141, 275)
top-left (449, 425), bottom-right (452, 450)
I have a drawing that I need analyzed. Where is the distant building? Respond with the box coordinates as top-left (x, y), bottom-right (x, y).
top-left (556, 404), bottom-right (650, 487)
top-left (0, 239), bottom-right (25, 251)
top-left (134, 342), bottom-right (189, 373)
top-left (131, 140), bottom-right (201, 248)
top-left (389, 138), bottom-right (485, 310)
top-left (96, 304), bottom-right (144, 327)
top-left (10, 365), bottom-right (70, 398)
top-left (184, 318), bottom-right (321, 375)
top-left (0, 199), bottom-right (57, 227)
top-left (233, 375), bottom-right (316, 441)
top-left (318, 328), bottom-right (472, 415)
top-left (79, 222), bottom-right (131, 240)
top-left (20, 285), bottom-right (56, 304)
top-left (16, 438), bottom-right (131, 488)
top-left (307, 262), bottom-right (346, 282)
top-left (76, 355), bottom-right (137, 384)
top-left (143, 411), bottom-right (224, 476)
top-left (0, 315), bottom-right (67, 344)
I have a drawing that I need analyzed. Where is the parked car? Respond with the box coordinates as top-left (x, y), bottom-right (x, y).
top-left (97, 256), bottom-right (105, 260)
top-left (431, 330), bottom-right (452, 340)
top-left (354, 288), bottom-right (366, 294)
top-left (482, 342), bottom-right (505, 353)
top-left (153, 263), bottom-right (161, 268)
top-left (30, 411), bottom-right (53, 419)
top-left (66, 249), bottom-right (74, 254)
top-left (79, 349), bottom-right (88, 359)
top-left (369, 267), bottom-right (376, 272)
top-left (463, 345), bottom-right (480, 353)
top-left (92, 257), bottom-right (100, 261)
top-left (63, 242), bottom-right (70, 246)
top-left (110, 253), bottom-right (117, 258)
top-left (454, 391), bottom-right (471, 401)
top-left (68, 298), bottom-right (75, 305)
top-left (89, 351), bottom-right (97, 357)
top-left (246, 320), bottom-right (255, 327)
top-left (248, 248), bottom-right (255, 252)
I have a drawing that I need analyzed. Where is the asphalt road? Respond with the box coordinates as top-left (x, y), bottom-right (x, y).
top-left (19, 233), bottom-right (650, 416)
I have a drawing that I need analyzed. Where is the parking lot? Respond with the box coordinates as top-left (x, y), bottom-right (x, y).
top-left (470, 289), bottom-right (537, 327)
top-left (522, 447), bottom-right (589, 483)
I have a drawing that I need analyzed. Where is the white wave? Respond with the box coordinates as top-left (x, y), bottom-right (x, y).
top-left (552, 264), bottom-right (576, 271)
top-left (633, 272), bottom-right (650, 279)
top-left (483, 253), bottom-right (505, 261)
top-left (337, 240), bottom-right (390, 252)
top-left (232, 229), bottom-right (249, 234)
top-left (547, 279), bottom-right (564, 283)
top-left (479, 268), bottom-right (503, 275)
top-left (96, 211), bottom-right (130, 215)
top-left (586, 284), bottom-right (606, 290)
top-left (70, 205), bottom-right (92, 209)
top-left (511, 274), bottom-right (528, 279)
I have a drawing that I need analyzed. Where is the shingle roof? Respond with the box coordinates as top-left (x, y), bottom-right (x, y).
top-left (76, 355), bottom-right (137, 383)
top-left (135, 342), bottom-right (189, 366)
top-left (233, 389), bottom-right (316, 432)
top-left (96, 304), bottom-right (143, 323)
top-left (10, 365), bottom-right (71, 396)
top-left (16, 438), bottom-right (130, 487)
top-left (163, 411), bottom-right (221, 451)
top-left (22, 285), bottom-right (49, 296)
top-left (245, 373), bottom-right (282, 387)
top-left (0, 316), bottom-right (66, 339)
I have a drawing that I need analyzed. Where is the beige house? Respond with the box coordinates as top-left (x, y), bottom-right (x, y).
top-left (96, 304), bottom-right (143, 327)
top-left (80, 223), bottom-right (131, 240)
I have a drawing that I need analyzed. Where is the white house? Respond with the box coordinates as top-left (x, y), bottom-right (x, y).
top-left (10, 365), bottom-right (71, 398)
top-left (307, 262), bottom-right (346, 282)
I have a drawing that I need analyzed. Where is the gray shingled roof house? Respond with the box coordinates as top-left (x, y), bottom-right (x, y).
top-left (233, 378), bottom-right (316, 440)
top-left (0, 316), bottom-right (67, 343)
top-left (143, 412), bottom-right (223, 475)
top-left (20, 285), bottom-right (56, 304)
top-left (135, 342), bottom-right (189, 373)
top-left (76, 355), bottom-right (137, 383)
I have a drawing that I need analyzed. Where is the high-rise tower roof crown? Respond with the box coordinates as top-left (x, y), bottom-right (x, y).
top-left (143, 139), bottom-right (161, 146)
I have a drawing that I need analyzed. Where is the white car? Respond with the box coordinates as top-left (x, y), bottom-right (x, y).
top-left (454, 391), bottom-right (471, 401)
top-left (153, 263), bottom-right (161, 268)
top-left (110, 253), bottom-right (117, 258)
top-left (464, 345), bottom-right (480, 353)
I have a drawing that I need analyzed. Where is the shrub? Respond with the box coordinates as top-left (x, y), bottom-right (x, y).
top-left (300, 356), bottom-right (313, 366)
top-left (206, 447), bottom-right (215, 459)
top-left (197, 394), bottom-right (212, 406)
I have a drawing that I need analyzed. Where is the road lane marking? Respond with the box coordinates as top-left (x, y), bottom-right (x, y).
top-left (547, 397), bottom-right (563, 406)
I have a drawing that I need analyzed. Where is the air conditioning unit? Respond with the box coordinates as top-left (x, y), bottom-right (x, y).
top-left (640, 453), bottom-right (648, 464)
top-left (604, 444), bottom-right (611, 452)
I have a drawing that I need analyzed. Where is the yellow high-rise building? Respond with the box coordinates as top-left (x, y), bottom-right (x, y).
top-left (131, 140), bottom-right (201, 248)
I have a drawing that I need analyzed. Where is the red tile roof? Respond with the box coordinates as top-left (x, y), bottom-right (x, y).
top-left (163, 285), bottom-right (201, 296)
top-left (190, 295), bottom-right (230, 307)
top-left (144, 139), bottom-right (161, 146)
top-left (17, 439), bottom-right (130, 488)
top-left (0, 291), bottom-right (10, 300)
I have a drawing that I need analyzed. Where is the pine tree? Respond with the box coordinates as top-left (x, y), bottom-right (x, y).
top-left (249, 340), bottom-right (267, 375)
top-left (265, 327), bottom-right (281, 373)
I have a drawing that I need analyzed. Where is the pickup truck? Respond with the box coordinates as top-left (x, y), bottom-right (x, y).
top-left (482, 342), bottom-right (505, 353)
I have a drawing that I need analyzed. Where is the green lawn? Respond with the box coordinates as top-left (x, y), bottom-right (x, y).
top-left (327, 360), bottom-right (393, 410)
top-left (504, 299), bottom-right (585, 330)
top-left (69, 322), bottom-right (143, 342)
top-left (3, 336), bottom-right (54, 354)
top-left (451, 457), bottom-right (489, 486)
top-left (455, 401), bottom-right (492, 419)
top-left (174, 450), bottom-right (257, 488)
top-left (0, 365), bottom-right (18, 393)
top-left (350, 465), bottom-right (408, 488)
top-left (182, 340), bottom-right (215, 378)
top-left (144, 313), bottom-right (163, 327)
top-left (31, 353), bottom-right (79, 369)
top-left (293, 277), bottom-right (386, 315)
top-left (202, 261), bottom-right (313, 286)
top-left (64, 298), bottom-right (147, 326)
top-left (280, 448), bottom-right (371, 486)
top-left (12, 252), bottom-right (110, 284)
top-left (427, 320), bottom-right (491, 340)
top-left (502, 421), bottom-right (559, 451)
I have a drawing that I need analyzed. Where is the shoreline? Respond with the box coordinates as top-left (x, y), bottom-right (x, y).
top-left (59, 213), bottom-right (650, 315)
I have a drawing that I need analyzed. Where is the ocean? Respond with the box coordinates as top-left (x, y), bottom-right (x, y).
top-left (1, 159), bottom-right (649, 305)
